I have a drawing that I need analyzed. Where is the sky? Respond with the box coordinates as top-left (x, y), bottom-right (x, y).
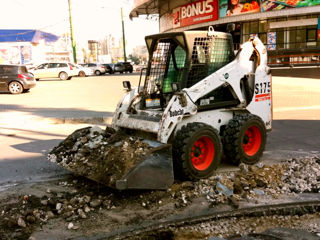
top-left (0, 0), bottom-right (159, 53)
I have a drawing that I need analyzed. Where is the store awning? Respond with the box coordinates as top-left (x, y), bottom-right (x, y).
top-left (129, 0), bottom-right (159, 18)
top-left (0, 29), bottom-right (59, 43)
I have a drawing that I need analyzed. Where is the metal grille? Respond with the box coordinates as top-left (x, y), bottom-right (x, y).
top-left (144, 42), bottom-right (171, 95)
top-left (187, 37), bottom-right (234, 88)
top-left (187, 37), bottom-right (212, 88)
top-left (209, 38), bottom-right (233, 74)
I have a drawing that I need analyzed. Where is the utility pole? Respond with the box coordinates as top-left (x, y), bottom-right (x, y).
top-left (121, 7), bottom-right (127, 62)
top-left (68, 0), bottom-right (77, 63)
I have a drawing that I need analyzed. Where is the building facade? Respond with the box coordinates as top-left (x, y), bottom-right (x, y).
top-left (130, 0), bottom-right (320, 66)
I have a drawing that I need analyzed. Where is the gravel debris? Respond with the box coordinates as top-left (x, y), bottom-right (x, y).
top-left (1, 124), bottom-right (319, 239)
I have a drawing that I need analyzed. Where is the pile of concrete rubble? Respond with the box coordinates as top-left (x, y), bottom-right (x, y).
top-left (47, 126), bottom-right (151, 187)
top-left (195, 156), bottom-right (320, 206)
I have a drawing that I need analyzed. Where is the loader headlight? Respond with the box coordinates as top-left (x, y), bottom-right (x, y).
top-left (123, 81), bottom-right (131, 91)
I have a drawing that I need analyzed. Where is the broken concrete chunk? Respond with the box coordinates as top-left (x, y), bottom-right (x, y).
top-left (90, 199), bottom-right (102, 208)
top-left (18, 217), bottom-right (26, 228)
top-left (216, 182), bottom-right (233, 197)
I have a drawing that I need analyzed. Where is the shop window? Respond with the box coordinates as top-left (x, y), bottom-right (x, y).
top-left (259, 21), bottom-right (267, 33)
top-left (259, 33), bottom-right (267, 45)
top-left (296, 29), bottom-right (306, 48)
top-left (307, 29), bottom-right (316, 41)
top-left (242, 34), bottom-right (250, 43)
top-left (307, 28), bottom-right (317, 47)
top-left (250, 22), bottom-right (259, 34)
top-left (277, 31), bottom-right (285, 49)
top-left (243, 22), bottom-right (250, 35)
top-left (289, 29), bottom-right (296, 49)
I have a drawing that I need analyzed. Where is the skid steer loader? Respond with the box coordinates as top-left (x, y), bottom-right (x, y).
top-left (53, 27), bottom-right (272, 190)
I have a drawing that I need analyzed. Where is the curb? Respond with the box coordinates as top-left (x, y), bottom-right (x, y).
top-left (49, 117), bottom-right (113, 125)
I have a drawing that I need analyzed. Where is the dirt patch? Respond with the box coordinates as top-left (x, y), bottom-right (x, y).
top-left (48, 126), bottom-right (151, 187)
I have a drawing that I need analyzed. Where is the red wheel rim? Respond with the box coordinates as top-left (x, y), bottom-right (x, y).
top-left (191, 136), bottom-right (215, 171)
top-left (242, 126), bottom-right (261, 156)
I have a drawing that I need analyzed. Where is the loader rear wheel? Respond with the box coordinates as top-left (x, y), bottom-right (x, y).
top-left (222, 114), bottom-right (266, 165)
top-left (173, 123), bottom-right (222, 180)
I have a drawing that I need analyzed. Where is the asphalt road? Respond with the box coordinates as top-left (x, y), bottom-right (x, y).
top-left (0, 73), bottom-right (319, 189)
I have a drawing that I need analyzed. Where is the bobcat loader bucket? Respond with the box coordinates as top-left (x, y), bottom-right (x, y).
top-left (48, 127), bottom-right (174, 190)
top-left (115, 142), bottom-right (174, 190)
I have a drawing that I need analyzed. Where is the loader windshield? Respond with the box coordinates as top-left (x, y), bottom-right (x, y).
top-left (144, 40), bottom-right (186, 97)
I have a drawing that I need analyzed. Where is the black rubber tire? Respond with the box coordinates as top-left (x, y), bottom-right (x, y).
top-left (222, 114), bottom-right (266, 165)
top-left (8, 81), bottom-right (23, 94)
top-left (172, 122), bottom-right (222, 180)
top-left (59, 72), bottom-right (68, 80)
top-left (78, 71), bottom-right (86, 77)
top-left (95, 70), bottom-right (101, 76)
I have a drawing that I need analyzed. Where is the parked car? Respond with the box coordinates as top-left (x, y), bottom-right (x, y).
top-left (101, 64), bottom-right (114, 74)
top-left (114, 62), bottom-right (133, 74)
top-left (0, 64), bottom-right (36, 94)
top-left (79, 63), bottom-right (106, 76)
top-left (29, 62), bottom-right (76, 80)
top-left (74, 64), bottom-right (94, 77)
top-left (133, 64), bottom-right (147, 72)
top-left (107, 63), bottom-right (115, 73)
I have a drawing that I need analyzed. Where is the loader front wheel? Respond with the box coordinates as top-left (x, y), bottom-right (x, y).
top-left (222, 114), bottom-right (266, 165)
top-left (173, 123), bottom-right (222, 180)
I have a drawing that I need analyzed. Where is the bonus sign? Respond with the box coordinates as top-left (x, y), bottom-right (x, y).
top-left (173, 0), bottom-right (219, 28)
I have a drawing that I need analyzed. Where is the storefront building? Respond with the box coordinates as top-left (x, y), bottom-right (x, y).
top-left (130, 0), bottom-right (320, 66)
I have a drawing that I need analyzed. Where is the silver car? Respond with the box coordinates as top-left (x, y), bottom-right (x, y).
top-left (79, 63), bottom-right (106, 76)
top-left (74, 64), bottom-right (94, 77)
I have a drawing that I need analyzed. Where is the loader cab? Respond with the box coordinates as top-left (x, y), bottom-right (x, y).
top-left (140, 30), bottom-right (236, 110)
top-left (141, 33), bottom-right (188, 109)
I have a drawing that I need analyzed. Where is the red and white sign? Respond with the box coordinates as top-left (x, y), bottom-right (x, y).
top-left (255, 93), bottom-right (271, 102)
top-left (173, 0), bottom-right (218, 28)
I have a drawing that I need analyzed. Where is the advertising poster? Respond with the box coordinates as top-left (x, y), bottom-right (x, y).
top-left (261, 0), bottom-right (320, 12)
top-left (173, 0), bottom-right (219, 28)
top-left (0, 46), bottom-right (20, 64)
top-left (267, 32), bottom-right (277, 50)
top-left (19, 46), bottom-right (32, 64)
top-left (0, 45), bottom-right (32, 64)
top-left (318, 18), bottom-right (320, 40)
top-left (219, 0), bottom-right (260, 18)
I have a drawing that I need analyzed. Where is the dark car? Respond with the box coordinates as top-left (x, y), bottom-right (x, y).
top-left (114, 62), bottom-right (133, 74)
top-left (0, 64), bottom-right (36, 94)
top-left (101, 64), bottom-right (114, 74)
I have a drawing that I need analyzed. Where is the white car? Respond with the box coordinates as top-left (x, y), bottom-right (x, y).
top-left (30, 62), bottom-right (77, 80)
top-left (74, 64), bottom-right (94, 77)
